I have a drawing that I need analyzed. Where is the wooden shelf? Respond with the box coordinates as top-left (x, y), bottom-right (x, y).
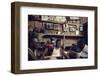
top-left (42, 34), bottom-right (84, 39)
top-left (67, 23), bottom-right (80, 25)
top-left (29, 20), bottom-right (65, 24)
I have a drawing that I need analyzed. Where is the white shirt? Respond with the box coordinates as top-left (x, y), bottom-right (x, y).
top-left (50, 48), bottom-right (61, 59)
top-left (77, 44), bottom-right (88, 58)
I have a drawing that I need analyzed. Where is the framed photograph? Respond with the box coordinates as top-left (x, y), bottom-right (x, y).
top-left (69, 25), bottom-right (77, 32)
top-left (11, 2), bottom-right (97, 74)
top-left (45, 22), bottom-right (54, 30)
top-left (53, 23), bottom-right (61, 31)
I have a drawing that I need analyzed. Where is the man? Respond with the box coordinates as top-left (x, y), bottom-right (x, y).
top-left (28, 26), bottom-right (39, 60)
top-left (77, 39), bottom-right (88, 58)
top-left (50, 39), bottom-right (62, 59)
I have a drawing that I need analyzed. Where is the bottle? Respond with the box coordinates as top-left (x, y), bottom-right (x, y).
top-left (76, 29), bottom-right (79, 36)
top-left (80, 24), bottom-right (83, 32)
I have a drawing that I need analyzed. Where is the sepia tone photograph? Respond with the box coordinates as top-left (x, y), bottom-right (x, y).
top-left (28, 15), bottom-right (88, 61)
top-left (11, 2), bottom-right (97, 74)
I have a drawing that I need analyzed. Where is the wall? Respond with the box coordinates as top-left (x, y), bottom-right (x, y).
top-left (0, 0), bottom-right (100, 76)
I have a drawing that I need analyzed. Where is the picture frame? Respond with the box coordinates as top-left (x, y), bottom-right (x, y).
top-left (11, 2), bottom-right (98, 74)
top-left (69, 25), bottom-right (77, 32)
top-left (53, 23), bottom-right (61, 31)
top-left (45, 22), bottom-right (54, 30)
